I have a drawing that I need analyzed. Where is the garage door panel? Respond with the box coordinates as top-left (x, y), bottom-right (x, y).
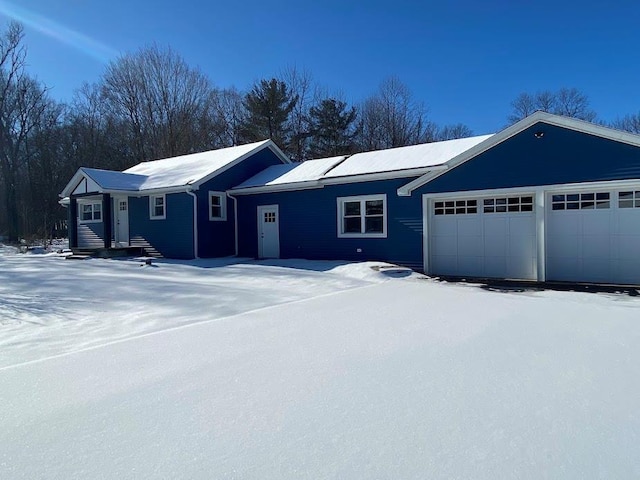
top-left (432, 218), bottom-right (458, 235)
top-left (457, 256), bottom-right (484, 277)
top-left (548, 214), bottom-right (579, 234)
top-left (582, 213), bottom-right (611, 235)
top-left (617, 212), bottom-right (640, 234)
top-left (509, 256), bottom-right (535, 279)
top-left (546, 234), bottom-right (579, 258)
top-left (508, 215), bottom-right (535, 236)
top-left (582, 235), bottom-right (612, 259)
top-left (582, 259), bottom-right (612, 283)
top-left (457, 235), bottom-right (483, 257)
top-left (546, 189), bottom-right (640, 284)
top-left (429, 195), bottom-right (536, 280)
top-left (612, 259), bottom-right (640, 284)
top-left (432, 234), bottom-right (457, 256)
top-left (509, 234), bottom-right (536, 258)
top-left (616, 235), bottom-right (639, 258)
top-left (431, 255), bottom-right (457, 275)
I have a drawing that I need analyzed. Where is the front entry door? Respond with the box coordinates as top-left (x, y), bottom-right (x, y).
top-left (257, 205), bottom-right (280, 258)
top-left (116, 198), bottom-right (129, 247)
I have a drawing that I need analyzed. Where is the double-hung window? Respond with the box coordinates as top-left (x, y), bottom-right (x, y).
top-left (150, 194), bottom-right (166, 219)
top-left (79, 202), bottom-right (102, 223)
top-left (209, 191), bottom-right (227, 221)
top-left (337, 194), bottom-right (387, 238)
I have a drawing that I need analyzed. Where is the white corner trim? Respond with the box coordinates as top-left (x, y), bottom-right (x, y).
top-left (186, 190), bottom-right (199, 259)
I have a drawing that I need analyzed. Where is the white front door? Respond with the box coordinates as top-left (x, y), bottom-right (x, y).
top-left (115, 198), bottom-right (129, 247)
top-left (257, 205), bottom-right (280, 258)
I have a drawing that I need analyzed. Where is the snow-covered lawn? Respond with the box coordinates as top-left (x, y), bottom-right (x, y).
top-left (1, 249), bottom-right (639, 478)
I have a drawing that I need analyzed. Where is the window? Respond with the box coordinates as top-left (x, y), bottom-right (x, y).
top-left (79, 202), bottom-right (102, 223)
top-left (337, 194), bottom-right (387, 238)
top-left (150, 194), bottom-right (166, 219)
top-left (551, 192), bottom-right (610, 210)
top-left (209, 191), bottom-right (227, 221)
top-left (619, 191), bottom-right (640, 209)
top-left (483, 196), bottom-right (533, 213)
top-left (434, 199), bottom-right (477, 215)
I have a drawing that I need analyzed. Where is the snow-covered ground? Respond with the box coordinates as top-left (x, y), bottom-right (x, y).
top-left (1, 247), bottom-right (639, 478)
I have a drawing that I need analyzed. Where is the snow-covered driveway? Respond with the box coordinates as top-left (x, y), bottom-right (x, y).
top-left (0, 252), bottom-right (377, 368)
top-left (1, 250), bottom-right (640, 478)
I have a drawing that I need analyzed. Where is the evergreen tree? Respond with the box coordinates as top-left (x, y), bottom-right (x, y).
top-left (308, 98), bottom-right (357, 158)
top-left (240, 78), bottom-right (298, 151)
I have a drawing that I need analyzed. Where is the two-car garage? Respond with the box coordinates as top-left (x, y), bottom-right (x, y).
top-left (425, 185), bottom-right (640, 285)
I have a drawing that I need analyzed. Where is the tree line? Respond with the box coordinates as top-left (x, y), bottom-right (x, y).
top-left (1, 21), bottom-right (639, 241)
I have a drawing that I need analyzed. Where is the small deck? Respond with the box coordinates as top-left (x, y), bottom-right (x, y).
top-left (69, 246), bottom-right (146, 259)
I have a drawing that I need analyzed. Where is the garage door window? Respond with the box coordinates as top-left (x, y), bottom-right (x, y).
top-left (552, 192), bottom-right (610, 210)
top-left (434, 199), bottom-right (477, 215)
top-left (619, 191), bottom-right (640, 208)
top-left (483, 196), bottom-right (533, 213)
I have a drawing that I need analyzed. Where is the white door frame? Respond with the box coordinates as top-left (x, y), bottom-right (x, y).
top-left (115, 196), bottom-right (129, 247)
top-left (257, 204), bottom-right (280, 258)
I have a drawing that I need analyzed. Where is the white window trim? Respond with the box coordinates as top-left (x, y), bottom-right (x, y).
top-left (149, 194), bottom-right (166, 220)
top-left (208, 191), bottom-right (227, 221)
top-left (337, 194), bottom-right (387, 238)
top-left (77, 200), bottom-right (103, 224)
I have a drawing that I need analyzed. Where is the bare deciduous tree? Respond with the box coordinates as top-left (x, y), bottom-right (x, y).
top-left (357, 77), bottom-right (429, 150)
top-left (101, 44), bottom-right (217, 162)
top-left (610, 112), bottom-right (640, 134)
top-left (508, 87), bottom-right (596, 124)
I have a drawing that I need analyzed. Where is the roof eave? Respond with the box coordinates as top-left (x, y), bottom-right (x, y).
top-left (397, 111), bottom-right (640, 197)
top-left (190, 140), bottom-right (291, 190)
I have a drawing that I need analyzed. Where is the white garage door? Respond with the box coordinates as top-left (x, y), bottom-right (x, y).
top-left (429, 195), bottom-right (537, 280)
top-left (546, 190), bottom-right (640, 284)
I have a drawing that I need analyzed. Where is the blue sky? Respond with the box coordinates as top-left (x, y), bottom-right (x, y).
top-left (1, 0), bottom-right (638, 134)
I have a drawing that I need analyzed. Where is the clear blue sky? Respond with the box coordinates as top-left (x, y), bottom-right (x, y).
top-left (1, 0), bottom-right (639, 134)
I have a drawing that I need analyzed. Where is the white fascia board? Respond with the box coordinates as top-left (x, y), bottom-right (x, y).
top-left (60, 169), bottom-right (102, 198)
top-left (231, 181), bottom-right (323, 195)
top-left (420, 178), bottom-right (640, 201)
top-left (399, 111), bottom-right (640, 197)
top-left (320, 166), bottom-right (440, 186)
top-left (191, 140), bottom-right (291, 190)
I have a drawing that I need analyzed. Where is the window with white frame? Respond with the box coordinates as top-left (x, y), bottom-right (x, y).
top-left (79, 202), bottom-right (102, 223)
top-left (337, 194), bottom-right (386, 238)
top-left (150, 194), bottom-right (166, 219)
top-left (209, 191), bottom-right (227, 221)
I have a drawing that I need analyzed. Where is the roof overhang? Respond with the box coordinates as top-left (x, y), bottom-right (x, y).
top-left (190, 140), bottom-right (291, 190)
top-left (397, 111), bottom-right (640, 197)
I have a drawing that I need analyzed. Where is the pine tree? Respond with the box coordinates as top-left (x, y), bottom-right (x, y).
top-left (308, 98), bottom-right (357, 158)
top-left (240, 78), bottom-right (298, 151)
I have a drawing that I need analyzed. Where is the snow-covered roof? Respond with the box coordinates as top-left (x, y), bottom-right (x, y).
top-left (124, 140), bottom-right (276, 190)
top-left (323, 135), bottom-right (494, 178)
top-left (81, 168), bottom-right (147, 191)
top-left (234, 156), bottom-right (346, 190)
top-left (60, 140), bottom-right (287, 198)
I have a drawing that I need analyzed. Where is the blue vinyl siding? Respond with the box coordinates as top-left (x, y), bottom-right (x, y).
top-left (197, 148), bottom-right (286, 257)
top-left (416, 124), bottom-right (640, 195)
top-left (236, 177), bottom-right (423, 269)
top-left (129, 193), bottom-right (194, 258)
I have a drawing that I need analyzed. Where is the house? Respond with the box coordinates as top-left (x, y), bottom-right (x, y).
top-left (60, 112), bottom-right (640, 285)
top-left (59, 140), bottom-right (289, 258)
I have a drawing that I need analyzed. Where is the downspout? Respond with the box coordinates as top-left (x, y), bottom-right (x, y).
top-left (226, 191), bottom-right (239, 256)
top-left (186, 189), bottom-right (199, 259)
